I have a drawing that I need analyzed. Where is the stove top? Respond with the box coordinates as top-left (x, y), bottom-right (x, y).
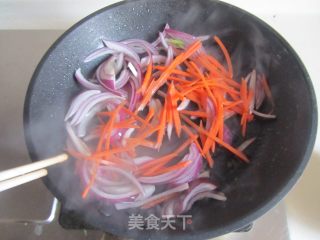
top-left (0, 30), bottom-right (290, 240)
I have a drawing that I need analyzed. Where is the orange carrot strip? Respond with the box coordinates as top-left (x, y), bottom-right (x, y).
top-left (142, 138), bottom-right (193, 175)
top-left (137, 153), bottom-right (177, 173)
top-left (205, 152), bottom-right (214, 168)
top-left (189, 61), bottom-right (217, 106)
top-left (180, 110), bottom-right (208, 118)
top-left (121, 107), bottom-right (150, 126)
top-left (126, 138), bottom-right (155, 149)
top-left (199, 54), bottom-right (228, 76)
top-left (181, 114), bottom-right (248, 162)
top-left (138, 40), bottom-right (202, 110)
top-left (154, 65), bottom-right (194, 77)
top-left (167, 76), bottom-right (192, 84)
top-left (144, 160), bottom-right (192, 177)
top-left (155, 102), bottom-right (167, 149)
top-left (182, 125), bottom-right (205, 157)
top-left (138, 60), bottom-right (153, 95)
top-left (141, 192), bottom-right (180, 209)
top-left (213, 36), bottom-right (233, 78)
top-left (224, 100), bottom-right (243, 110)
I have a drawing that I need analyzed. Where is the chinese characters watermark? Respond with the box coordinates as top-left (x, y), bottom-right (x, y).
top-left (128, 214), bottom-right (192, 231)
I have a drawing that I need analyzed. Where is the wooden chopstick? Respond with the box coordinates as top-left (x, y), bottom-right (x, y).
top-left (0, 169), bottom-right (48, 192)
top-left (0, 153), bottom-right (68, 182)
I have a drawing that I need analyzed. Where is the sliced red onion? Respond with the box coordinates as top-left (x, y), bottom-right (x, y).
top-left (83, 163), bottom-right (156, 200)
top-left (255, 75), bottom-right (266, 109)
top-left (89, 180), bottom-right (153, 201)
top-left (109, 128), bottom-right (127, 145)
top-left (84, 48), bottom-right (115, 63)
top-left (197, 35), bottom-right (211, 41)
top-left (159, 32), bottom-right (169, 49)
top-left (177, 98), bottom-right (190, 111)
top-left (161, 198), bottom-right (179, 217)
top-left (164, 29), bottom-right (206, 54)
top-left (248, 70), bottom-right (256, 113)
top-left (91, 165), bottom-right (148, 197)
top-left (64, 90), bottom-right (101, 121)
top-left (172, 144), bottom-right (202, 185)
top-left (206, 98), bottom-right (215, 130)
top-left (252, 110), bottom-right (276, 119)
top-left (138, 144), bottom-right (202, 185)
top-left (66, 122), bottom-right (91, 156)
top-left (75, 68), bottom-right (104, 90)
top-left (126, 57), bottom-right (142, 84)
top-left (181, 181), bottom-right (217, 211)
top-left (76, 105), bottom-right (104, 137)
top-left (115, 69), bottom-right (130, 89)
top-left (199, 170), bottom-right (210, 178)
top-left (128, 62), bottom-right (138, 78)
top-left (127, 78), bottom-right (138, 111)
top-left (83, 132), bottom-right (99, 142)
top-left (165, 29), bottom-right (197, 42)
top-left (95, 166), bottom-right (130, 186)
top-left (115, 53), bottom-right (124, 73)
top-left (121, 39), bottom-right (159, 55)
top-left (151, 24), bottom-right (169, 47)
top-left (115, 183), bottom-right (189, 210)
top-left (141, 55), bottom-right (166, 67)
top-left (223, 125), bottom-right (233, 145)
top-left (149, 99), bottom-right (162, 126)
top-left (167, 123), bottom-right (173, 140)
top-left (70, 92), bottom-right (124, 125)
top-left (122, 128), bottom-right (135, 146)
top-left (184, 191), bottom-right (226, 212)
top-left (102, 40), bottom-right (140, 63)
top-left (237, 137), bottom-right (256, 152)
top-left (133, 156), bottom-right (154, 165)
top-left (224, 110), bottom-right (236, 120)
top-left (151, 36), bottom-right (161, 48)
top-left (165, 46), bottom-right (174, 66)
top-left (96, 56), bottom-right (117, 90)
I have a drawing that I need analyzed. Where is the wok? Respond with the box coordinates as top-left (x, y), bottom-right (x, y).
top-left (23, 0), bottom-right (317, 239)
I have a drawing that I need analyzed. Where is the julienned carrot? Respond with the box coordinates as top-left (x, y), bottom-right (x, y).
top-left (141, 192), bottom-right (180, 209)
top-left (96, 103), bottom-right (124, 152)
top-left (138, 40), bottom-right (202, 111)
top-left (205, 152), bottom-right (214, 168)
top-left (167, 76), bottom-right (192, 84)
top-left (155, 102), bottom-right (167, 149)
top-left (180, 110), bottom-right (208, 118)
top-left (189, 61), bottom-right (217, 107)
top-left (154, 65), bottom-right (193, 78)
top-left (138, 60), bottom-right (153, 95)
top-left (224, 100), bottom-right (243, 110)
top-left (182, 125), bottom-right (205, 157)
top-left (143, 160), bottom-right (192, 177)
top-left (213, 36), bottom-right (233, 78)
top-left (168, 83), bottom-right (182, 137)
top-left (137, 153), bottom-right (177, 174)
top-left (122, 107), bottom-right (150, 126)
top-left (180, 114), bottom-right (248, 162)
top-left (141, 138), bottom-right (193, 176)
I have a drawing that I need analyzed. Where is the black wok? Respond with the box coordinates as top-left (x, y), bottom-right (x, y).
top-left (23, 0), bottom-right (317, 239)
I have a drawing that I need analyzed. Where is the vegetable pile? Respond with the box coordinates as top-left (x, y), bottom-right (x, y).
top-left (65, 24), bottom-right (275, 215)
